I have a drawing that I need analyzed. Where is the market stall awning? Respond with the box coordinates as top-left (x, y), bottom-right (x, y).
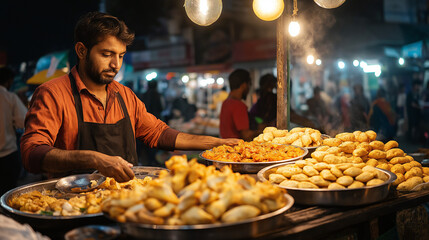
top-left (26, 69), bottom-right (67, 85)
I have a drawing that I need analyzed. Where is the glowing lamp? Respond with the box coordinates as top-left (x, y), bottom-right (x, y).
top-left (314, 0), bottom-right (345, 9)
top-left (184, 0), bottom-right (222, 26)
top-left (253, 0), bottom-right (284, 21)
top-left (288, 21), bottom-right (300, 37)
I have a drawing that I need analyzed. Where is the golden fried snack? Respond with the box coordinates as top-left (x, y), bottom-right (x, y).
top-left (144, 198), bottom-right (163, 211)
top-left (397, 176), bottom-right (423, 191)
top-left (311, 151), bottom-right (328, 162)
top-left (295, 160), bottom-right (307, 168)
top-left (351, 157), bottom-right (364, 163)
top-left (369, 141), bottom-right (385, 150)
top-left (366, 179), bottom-right (384, 187)
top-left (362, 165), bottom-right (377, 173)
top-left (277, 166), bottom-right (302, 178)
top-left (390, 164), bottom-right (406, 175)
top-left (365, 130), bottom-right (377, 141)
top-left (376, 171), bottom-right (389, 181)
top-left (309, 176), bottom-right (330, 187)
top-left (221, 205), bottom-right (260, 223)
top-left (376, 163), bottom-right (390, 171)
top-left (302, 133), bottom-right (312, 147)
top-left (357, 142), bottom-right (372, 153)
top-left (409, 161), bottom-right (422, 168)
top-left (181, 206), bottom-right (215, 224)
top-left (423, 176), bottom-right (429, 183)
top-left (368, 150), bottom-right (387, 159)
top-left (384, 140), bottom-right (399, 151)
top-left (326, 147), bottom-right (341, 155)
top-left (291, 173), bottom-right (310, 182)
top-left (343, 167), bottom-right (363, 177)
top-left (389, 157), bottom-right (409, 165)
top-left (336, 176), bottom-right (354, 186)
top-left (330, 166), bottom-right (343, 178)
top-left (324, 154), bottom-right (341, 164)
top-left (292, 138), bottom-right (303, 147)
top-left (303, 165), bottom-right (319, 177)
top-left (336, 132), bottom-right (356, 142)
top-left (323, 138), bottom-right (342, 147)
top-left (328, 183), bottom-right (346, 189)
top-left (298, 182), bottom-right (319, 189)
top-left (339, 141), bottom-right (356, 154)
top-left (403, 163), bottom-right (413, 172)
top-left (404, 167), bottom-right (423, 180)
top-left (263, 127), bottom-right (277, 133)
top-left (316, 146), bottom-right (330, 151)
top-left (422, 167), bottom-right (429, 176)
top-left (314, 162), bottom-right (330, 172)
top-left (348, 181), bottom-right (365, 188)
top-left (285, 132), bottom-right (300, 144)
top-left (366, 159), bottom-right (379, 167)
top-left (269, 174), bottom-right (287, 184)
top-left (336, 163), bottom-right (353, 171)
top-left (273, 129), bottom-right (288, 138)
top-left (355, 171), bottom-right (376, 183)
top-left (353, 148), bottom-right (368, 157)
top-left (386, 148), bottom-right (405, 160)
top-left (320, 169), bottom-right (337, 181)
top-left (279, 180), bottom-right (299, 188)
top-left (357, 132), bottom-right (370, 143)
top-left (393, 173), bottom-right (405, 186)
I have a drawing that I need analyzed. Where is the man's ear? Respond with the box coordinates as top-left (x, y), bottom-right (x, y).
top-left (75, 42), bottom-right (87, 60)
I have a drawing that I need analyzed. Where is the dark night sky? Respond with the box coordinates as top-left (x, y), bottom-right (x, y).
top-left (0, 0), bottom-right (100, 65)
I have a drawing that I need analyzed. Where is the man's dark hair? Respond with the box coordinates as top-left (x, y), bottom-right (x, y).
top-left (74, 12), bottom-right (135, 51)
top-left (228, 69), bottom-right (251, 90)
top-left (0, 66), bottom-right (14, 86)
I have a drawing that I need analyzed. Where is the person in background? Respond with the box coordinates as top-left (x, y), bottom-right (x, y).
top-left (350, 84), bottom-right (370, 131)
top-left (249, 73), bottom-right (277, 129)
top-left (368, 88), bottom-right (396, 141)
top-left (220, 69), bottom-right (258, 141)
top-left (0, 67), bottom-right (28, 195)
top-left (20, 12), bottom-right (239, 183)
top-left (406, 80), bottom-right (422, 142)
top-left (306, 86), bottom-right (331, 131)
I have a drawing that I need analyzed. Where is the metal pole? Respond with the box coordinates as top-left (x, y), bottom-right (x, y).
top-left (276, 1), bottom-right (290, 130)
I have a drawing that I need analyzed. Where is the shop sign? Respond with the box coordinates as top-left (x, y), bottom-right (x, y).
top-left (401, 41), bottom-right (423, 58)
top-left (131, 44), bottom-right (192, 70)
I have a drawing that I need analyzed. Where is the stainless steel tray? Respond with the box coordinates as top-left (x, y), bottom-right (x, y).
top-left (257, 162), bottom-right (397, 206)
top-left (117, 194), bottom-right (294, 240)
top-left (200, 145), bottom-right (308, 174)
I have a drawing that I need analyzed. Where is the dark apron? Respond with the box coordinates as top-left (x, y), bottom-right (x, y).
top-left (69, 73), bottom-right (138, 166)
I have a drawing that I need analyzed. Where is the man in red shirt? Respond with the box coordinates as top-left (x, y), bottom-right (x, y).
top-left (220, 69), bottom-right (258, 141)
top-left (21, 12), bottom-right (239, 182)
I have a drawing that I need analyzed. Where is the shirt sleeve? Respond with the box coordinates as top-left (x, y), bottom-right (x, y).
top-left (232, 102), bottom-right (249, 132)
top-left (20, 85), bottom-right (61, 173)
top-left (132, 90), bottom-right (179, 150)
top-left (12, 93), bottom-right (27, 129)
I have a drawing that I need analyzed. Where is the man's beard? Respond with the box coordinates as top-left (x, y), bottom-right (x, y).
top-left (86, 58), bottom-right (117, 85)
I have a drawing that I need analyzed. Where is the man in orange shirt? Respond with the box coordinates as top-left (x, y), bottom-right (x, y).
top-left (21, 12), bottom-right (239, 182)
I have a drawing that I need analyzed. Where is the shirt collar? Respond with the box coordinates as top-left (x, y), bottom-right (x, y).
top-left (71, 66), bottom-right (120, 95)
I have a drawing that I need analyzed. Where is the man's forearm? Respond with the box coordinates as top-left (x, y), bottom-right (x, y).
top-left (174, 133), bottom-right (224, 150)
top-left (42, 149), bottom-right (96, 173)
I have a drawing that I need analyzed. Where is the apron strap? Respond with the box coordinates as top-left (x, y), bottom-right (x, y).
top-left (69, 72), bottom-right (83, 147)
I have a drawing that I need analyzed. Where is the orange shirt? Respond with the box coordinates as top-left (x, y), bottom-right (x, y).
top-left (21, 67), bottom-right (178, 173)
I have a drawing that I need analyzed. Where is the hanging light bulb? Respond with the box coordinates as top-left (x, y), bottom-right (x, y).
top-left (184, 0), bottom-right (222, 26)
top-left (289, 0), bottom-right (300, 37)
top-left (313, 0), bottom-right (345, 9)
top-left (289, 21), bottom-right (300, 37)
top-left (253, 0), bottom-right (284, 21)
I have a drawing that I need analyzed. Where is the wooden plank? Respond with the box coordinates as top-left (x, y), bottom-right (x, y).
top-left (276, 10), bottom-right (288, 130)
top-left (255, 190), bottom-right (429, 240)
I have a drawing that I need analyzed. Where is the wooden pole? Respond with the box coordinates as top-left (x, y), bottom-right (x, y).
top-left (276, 1), bottom-right (290, 130)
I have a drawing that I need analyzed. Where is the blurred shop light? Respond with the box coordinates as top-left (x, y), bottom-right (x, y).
top-left (337, 60), bottom-right (345, 69)
top-left (145, 72), bottom-right (157, 81)
top-left (363, 64), bottom-right (381, 76)
top-left (182, 75), bottom-right (190, 83)
top-left (353, 60), bottom-right (359, 67)
top-left (166, 72), bottom-right (176, 80)
top-left (315, 59), bottom-right (322, 66)
top-left (359, 61), bottom-right (367, 68)
top-left (216, 77), bottom-right (224, 85)
top-left (289, 21), bottom-right (300, 37)
top-left (184, 0), bottom-right (222, 26)
top-left (314, 0), bottom-right (345, 9)
top-left (253, 0), bottom-right (284, 21)
top-left (398, 57), bottom-right (405, 66)
top-left (307, 55), bottom-right (315, 64)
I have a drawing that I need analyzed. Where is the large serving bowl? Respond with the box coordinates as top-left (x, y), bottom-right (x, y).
top-left (111, 194), bottom-right (294, 240)
top-left (200, 145), bottom-right (308, 174)
top-left (258, 162), bottom-right (396, 206)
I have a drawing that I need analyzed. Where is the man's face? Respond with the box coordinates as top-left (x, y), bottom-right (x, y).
top-left (84, 35), bottom-right (127, 85)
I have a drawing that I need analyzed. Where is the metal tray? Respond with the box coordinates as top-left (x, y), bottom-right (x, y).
top-left (257, 162), bottom-right (397, 206)
top-left (116, 194), bottom-right (294, 240)
top-left (0, 179), bottom-right (110, 237)
top-left (200, 145), bottom-right (308, 174)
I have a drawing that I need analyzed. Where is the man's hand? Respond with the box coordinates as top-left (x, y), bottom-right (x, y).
top-left (219, 138), bottom-right (241, 146)
top-left (94, 154), bottom-right (135, 182)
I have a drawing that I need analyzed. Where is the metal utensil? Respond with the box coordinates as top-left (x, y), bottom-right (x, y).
top-left (64, 225), bottom-right (120, 240)
top-left (55, 174), bottom-right (106, 193)
top-left (257, 162), bottom-right (396, 206)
